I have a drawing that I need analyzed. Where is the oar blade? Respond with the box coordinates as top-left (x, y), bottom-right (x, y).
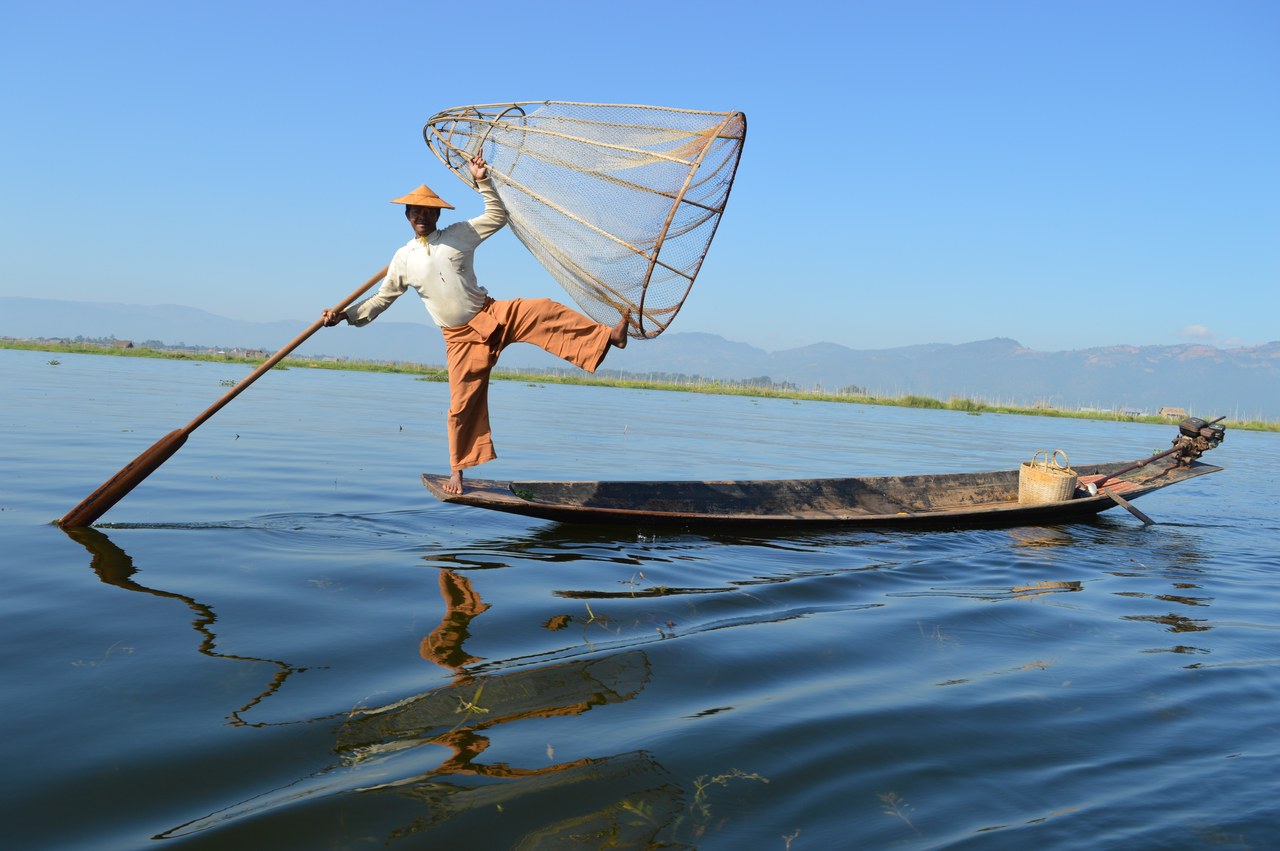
top-left (57, 265), bottom-right (389, 527)
top-left (58, 429), bottom-right (188, 528)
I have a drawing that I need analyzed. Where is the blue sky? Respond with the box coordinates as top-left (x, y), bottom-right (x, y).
top-left (2, 0), bottom-right (1276, 353)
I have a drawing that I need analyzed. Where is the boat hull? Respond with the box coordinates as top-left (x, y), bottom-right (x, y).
top-left (421, 458), bottom-right (1223, 528)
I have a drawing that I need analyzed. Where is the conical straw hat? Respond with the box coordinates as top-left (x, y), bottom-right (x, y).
top-left (389, 184), bottom-right (454, 208)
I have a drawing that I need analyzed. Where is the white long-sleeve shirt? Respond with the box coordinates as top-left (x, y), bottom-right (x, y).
top-left (346, 178), bottom-right (509, 329)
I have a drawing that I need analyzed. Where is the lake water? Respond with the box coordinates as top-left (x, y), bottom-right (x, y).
top-left (2, 348), bottom-right (1277, 850)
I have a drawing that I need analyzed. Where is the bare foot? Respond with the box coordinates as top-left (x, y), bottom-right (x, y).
top-left (443, 469), bottom-right (464, 495)
top-left (609, 311), bottom-right (631, 349)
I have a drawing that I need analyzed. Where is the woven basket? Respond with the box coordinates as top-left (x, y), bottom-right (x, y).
top-left (1018, 449), bottom-right (1078, 504)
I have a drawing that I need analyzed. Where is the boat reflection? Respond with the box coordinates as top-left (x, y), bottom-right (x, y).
top-left (1009, 579), bottom-right (1084, 599)
top-left (376, 749), bottom-right (682, 848)
top-left (61, 526), bottom-right (306, 727)
top-left (1006, 525), bottom-right (1079, 551)
top-left (341, 649), bottom-right (679, 845)
top-left (149, 564), bottom-right (687, 845)
top-left (340, 568), bottom-right (685, 845)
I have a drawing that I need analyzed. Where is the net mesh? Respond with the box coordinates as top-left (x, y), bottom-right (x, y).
top-left (424, 101), bottom-right (746, 339)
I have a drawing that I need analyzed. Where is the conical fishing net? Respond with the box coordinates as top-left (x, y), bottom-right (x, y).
top-left (424, 101), bottom-right (746, 339)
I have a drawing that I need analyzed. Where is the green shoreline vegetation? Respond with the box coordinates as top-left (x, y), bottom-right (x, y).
top-left (6, 337), bottom-right (1276, 433)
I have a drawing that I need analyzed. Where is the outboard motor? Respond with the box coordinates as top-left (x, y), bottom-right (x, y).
top-left (1085, 415), bottom-right (1226, 496)
top-left (1173, 416), bottom-right (1226, 463)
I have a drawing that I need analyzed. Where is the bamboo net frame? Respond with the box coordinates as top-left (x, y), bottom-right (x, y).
top-left (424, 101), bottom-right (746, 339)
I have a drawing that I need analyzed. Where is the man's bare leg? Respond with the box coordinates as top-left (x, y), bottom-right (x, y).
top-left (609, 311), bottom-right (631, 349)
top-left (444, 468), bottom-right (464, 495)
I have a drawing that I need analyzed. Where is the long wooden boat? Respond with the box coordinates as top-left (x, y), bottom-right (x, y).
top-left (421, 419), bottom-right (1226, 528)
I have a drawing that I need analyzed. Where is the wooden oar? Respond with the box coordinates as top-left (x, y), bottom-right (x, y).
top-left (58, 265), bottom-right (389, 528)
top-left (1101, 486), bottom-right (1155, 526)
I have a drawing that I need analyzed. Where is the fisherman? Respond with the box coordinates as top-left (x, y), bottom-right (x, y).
top-left (322, 155), bottom-right (629, 495)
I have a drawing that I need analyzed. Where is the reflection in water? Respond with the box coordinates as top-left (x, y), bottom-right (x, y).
top-left (890, 581), bottom-right (1084, 602)
top-left (341, 648), bottom-right (676, 844)
top-left (346, 569), bottom-right (685, 845)
top-left (1006, 525), bottom-right (1078, 552)
top-left (430, 516), bottom-right (908, 559)
top-left (78, 515), bottom-right (1233, 844)
top-left (998, 520), bottom-right (1224, 659)
top-left (423, 522), bottom-right (899, 606)
top-left (1096, 524), bottom-right (1218, 658)
top-left (152, 564), bottom-right (689, 846)
top-left (62, 527), bottom-right (306, 727)
top-left (1122, 612), bottom-right (1211, 633)
top-left (1009, 580), bottom-right (1084, 599)
top-left (421, 569), bottom-right (491, 682)
top-left (381, 750), bottom-right (681, 849)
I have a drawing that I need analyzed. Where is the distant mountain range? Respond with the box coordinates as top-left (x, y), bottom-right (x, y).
top-left (4, 296), bottom-right (1277, 420)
